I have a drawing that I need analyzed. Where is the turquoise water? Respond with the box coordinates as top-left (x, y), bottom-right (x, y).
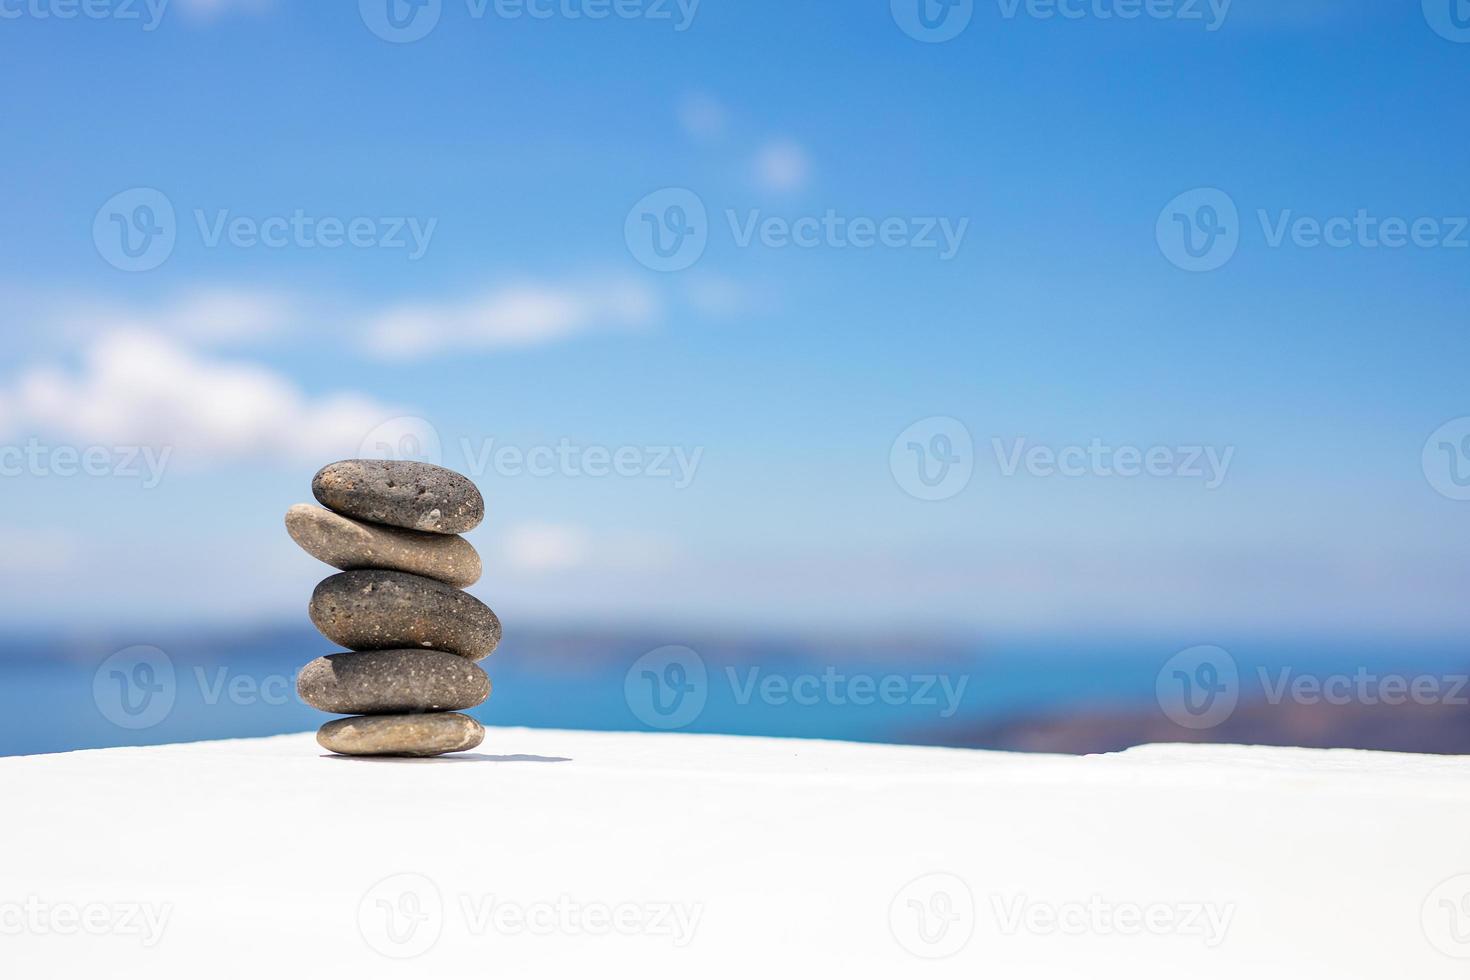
top-left (3, 626), bottom-right (1465, 757)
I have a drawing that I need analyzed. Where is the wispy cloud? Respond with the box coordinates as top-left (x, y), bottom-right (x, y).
top-left (0, 527), bottom-right (80, 574)
top-left (55, 286), bottom-right (300, 346)
top-left (16, 271), bottom-right (744, 368)
top-left (753, 140), bottom-right (812, 193)
top-left (3, 331), bottom-right (399, 464)
top-left (362, 278), bottom-right (661, 359)
top-left (496, 522), bottom-right (677, 575)
top-left (674, 95), bottom-right (815, 195)
top-left (171, 0), bottom-right (275, 21)
top-left (500, 523), bottom-right (592, 573)
top-left (677, 92), bottom-right (729, 143)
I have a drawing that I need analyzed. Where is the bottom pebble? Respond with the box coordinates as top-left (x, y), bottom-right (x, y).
top-left (317, 712), bottom-right (485, 757)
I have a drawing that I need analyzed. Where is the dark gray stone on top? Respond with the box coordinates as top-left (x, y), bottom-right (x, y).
top-left (312, 459), bottom-right (484, 535)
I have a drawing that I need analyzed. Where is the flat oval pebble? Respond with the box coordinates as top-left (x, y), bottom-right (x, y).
top-left (312, 459), bottom-right (485, 535)
top-left (297, 649), bottom-right (490, 715)
top-left (285, 503), bottom-right (482, 588)
top-left (317, 712), bottom-right (485, 757)
top-left (310, 569), bottom-right (502, 661)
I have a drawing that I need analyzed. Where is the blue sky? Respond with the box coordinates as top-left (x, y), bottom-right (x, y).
top-left (0, 0), bottom-right (1467, 639)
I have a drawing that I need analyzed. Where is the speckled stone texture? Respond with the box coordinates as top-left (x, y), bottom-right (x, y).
top-left (297, 649), bottom-right (490, 714)
top-left (309, 569), bottom-right (502, 661)
top-left (285, 503), bottom-right (482, 588)
top-left (312, 459), bottom-right (485, 535)
top-left (316, 712), bottom-right (486, 757)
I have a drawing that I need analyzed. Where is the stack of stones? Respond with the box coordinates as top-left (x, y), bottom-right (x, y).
top-left (285, 459), bottom-right (501, 758)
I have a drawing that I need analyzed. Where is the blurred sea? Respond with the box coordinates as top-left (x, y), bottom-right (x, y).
top-left (2, 625), bottom-right (1467, 757)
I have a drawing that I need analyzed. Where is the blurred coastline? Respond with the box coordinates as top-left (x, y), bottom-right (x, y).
top-left (4, 623), bottom-right (1465, 758)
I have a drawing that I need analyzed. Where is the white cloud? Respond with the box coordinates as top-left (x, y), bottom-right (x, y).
top-left (363, 279), bottom-right (660, 359)
top-left (58, 286), bottom-right (298, 346)
top-left (501, 523), bottom-right (592, 573)
top-left (0, 527), bottom-right (79, 574)
top-left (5, 331), bottom-right (400, 464)
top-left (497, 523), bottom-right (677, 575)
top-left (753, 140), bottom-right (811, 193)
top-left (682, 273), bottom-right (763, 318)
top-left (17, 270), bottom-right (747, 370)
top-left (171, 0), bottom-right (275, 20)
top-left (677, 93), bottom-right (729, 143)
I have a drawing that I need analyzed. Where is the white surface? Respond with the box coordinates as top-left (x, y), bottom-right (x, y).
top-left (4, 728), bottom-right (1470, 978)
